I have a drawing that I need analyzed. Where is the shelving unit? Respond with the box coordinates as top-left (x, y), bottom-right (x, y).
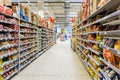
top-left (19, 21), bottom-right (38, 70)
top-left (0, 1), bottom-right (56, 80)
top-left (72, 0), bottom-right (120, 80)
top-left (0, 13), bottom-right (19, 80)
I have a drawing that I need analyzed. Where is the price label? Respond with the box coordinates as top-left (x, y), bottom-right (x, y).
top-left (104, 32), bottom-right (107, 34)
top-left (107, 47), bottom-right (109, 50)
top-left (117, 51), bottom-right (120, 54)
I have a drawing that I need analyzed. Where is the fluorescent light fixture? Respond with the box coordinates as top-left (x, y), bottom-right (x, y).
top-left (38, 11), bottom-right (44, 18)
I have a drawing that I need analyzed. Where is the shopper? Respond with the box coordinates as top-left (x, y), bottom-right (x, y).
top-left (64, 34), bottom-right (67, 40)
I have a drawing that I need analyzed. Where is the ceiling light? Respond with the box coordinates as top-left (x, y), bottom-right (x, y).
top-left (38, 11), bottom-right (44, 18)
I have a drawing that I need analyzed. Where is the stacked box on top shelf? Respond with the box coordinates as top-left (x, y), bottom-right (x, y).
top-left (31, 13), bottom-right (38, 25)
top-left (20, 4), bottom-right (31, 22)
top-left (0, 12), bottom-right (19, 80)
top-left (3, 0), bottom-right (11, 6)
top-left (23, 5), bottom-right (31, 22)
top-left (37, 15), bottom-right (41, 26)
top-left (19, 21), bottom-right (38, 70)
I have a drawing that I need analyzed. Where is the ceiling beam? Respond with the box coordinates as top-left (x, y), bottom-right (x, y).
top-left (16, 0), bottom-right (84, 3)
top-left (18, 2), bottom-right (84, 3)
top-left (55, 22), bottom-right (72, 23)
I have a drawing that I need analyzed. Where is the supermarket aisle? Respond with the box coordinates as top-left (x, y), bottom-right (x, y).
top-left (12, 40), bottom-right (92, 80)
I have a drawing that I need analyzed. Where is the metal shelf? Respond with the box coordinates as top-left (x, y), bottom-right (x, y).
top-left (79, 10), bottom-right (120, 30)
top-left (102, 45), bottom-right (120, 57)
top-left (20, 58), bottom-right (34, 70)
top-left (88, 31), bottom-right (99, 34)
top-left (99, 69), bottom-right (111, 80)
top-left (0, 64), bottom-right (18, 75)
top-left (80, 33), bottom-right (88, 35)
top-left (79, 47), bottom-right (88, 58)
top-left (88, 40), bottom-right (99, 44)
top-left (20, 24), bottom-right (37, 29)
top-left (88, 47), bottom-right (100, 55)
top-left (20, 49), bottom-right (37, 58)
top-left (5, 70), bottom-right (18, 80)
top-left (20, 45), bottom-right (37, 52)
top-left (0, 50), bottom-right (18, 59)
top-left (0, 29), bottom-right (18, 33)
top-left (0, 20), bottom-right (16, 25)
top-left (20, 53), bottom-right (34, 64)
top-left (0, 12), bottom-right (18, 19)
top-left (103, 19), bottom-right (120, 26)
top-left (104, 37), bottom-right (120, 40)
top-left (99, 30), bottom-right (120, 35)
top-left (88, 55), bottom-right (100, 66)
top-left (88, 62), bottom-right (98, 75)
top-left (0, 44), bottom-right (18, 51)
top-left (80, 38), bottom-right (88, 42)
top-left (0, 37), bottom-right (19, 41)
top-left (20, 31), bottom-right (37, 34)
top-left (20, 19), bottom-right (34, 25)
top-left (100, 58), bottom-right (120, 75)
top-left (82, 0), bottom-right (120, 22)
top-left (0, 58), bottom-right (18, 68)
top-left (20, 41), bottom-right (37, 46)
top-left (79, 44), bottom-right (88, 50)
top-left (20, 36), bottom-right (37, 39)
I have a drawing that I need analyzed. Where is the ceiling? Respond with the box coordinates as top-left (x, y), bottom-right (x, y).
top-left (11, 0), bottom-right (84, 27)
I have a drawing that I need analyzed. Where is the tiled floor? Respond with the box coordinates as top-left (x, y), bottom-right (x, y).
top-left (11, 40), bottom-right (92, 80)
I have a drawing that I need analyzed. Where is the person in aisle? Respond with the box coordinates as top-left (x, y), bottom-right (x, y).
top-left (64, 33), bottom-right (67, 40)
top-left (60, 33), bottom-right (65, 41)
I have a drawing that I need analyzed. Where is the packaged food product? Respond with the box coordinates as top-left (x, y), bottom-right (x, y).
top-left (0, 3), bottom-right (4, 12)
top-left (114, 40), bottom-right (120, 50)
top-left (106, 51), bottom-right (115, 65)
top-left (4, 7), bottom-right (12, 15)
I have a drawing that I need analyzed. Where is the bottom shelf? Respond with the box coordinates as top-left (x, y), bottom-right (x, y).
top-left (5, 70), bottom-right (18, 80)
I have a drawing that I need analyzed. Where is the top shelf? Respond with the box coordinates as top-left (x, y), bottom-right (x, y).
top-left (82, 0), bottom-right (120, 23)
top-left (0, 12), bottom-right (19, 19)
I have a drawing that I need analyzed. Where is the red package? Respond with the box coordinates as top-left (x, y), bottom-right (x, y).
top-left (4, 7), bottom-right (12, 15)
top-left (0, 3), bottom-right (4, 12)
top-left (0, 24), bottom-right (3, 29)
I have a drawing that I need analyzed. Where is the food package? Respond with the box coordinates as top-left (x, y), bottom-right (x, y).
top-left (0, 0), bottom-right (3, 4)
top-left (114, 40), bottom-right (120, 50)
top-left (4, 7), bottom-right (12, 15)
top-left (3, 0), bottom-right (11, 6)
top-left (0, 3), bottom-right (4, 12)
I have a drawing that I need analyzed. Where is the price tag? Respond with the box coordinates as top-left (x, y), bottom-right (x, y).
top-left (104, 32), bottom-right (107, 34)
top-left (5, 54), bottom-right (8, 57)
top-left (117, 51), bottom-right (120, 55)
top-left (106, 47), bottom-right (109, 50)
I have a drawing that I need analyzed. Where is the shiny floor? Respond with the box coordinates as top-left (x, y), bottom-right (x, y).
top-left (12, 40), bottom-right (92, 80)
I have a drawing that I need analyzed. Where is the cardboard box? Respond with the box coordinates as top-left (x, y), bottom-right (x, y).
top-left (28, 15), bottom-right (31, 22)
top-left (38, 15), bottom-right (41, 25)
top-left (20, 4), bottom-right (23, 9)
top-left (89, 0), bottom-right (93, 15)
top-left (0, 0), bottom-right (3, 4)
top-left (0, 3), bottom-right (4, 12)
top-left (3, 0), bottom-right (11, 6)
top-left (31, 13), bottom-right (38, 24)
top-left (24, 6), bottom-right (31, 15)
top-left (92, 0), bottom-right (100, 13)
